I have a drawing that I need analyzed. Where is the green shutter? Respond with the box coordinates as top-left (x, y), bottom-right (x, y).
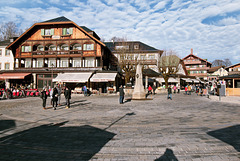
top-left (63, 28), bottom-right (66, 35)
top-left (22, 46), bottom-right (25, 52)
top-left (91, 44), bottom-right (94, 50)
top-left (83, 44), bottom-right (86, 50)
top-left (41, 29), bottom-right (45, 35)
top-left (29, 46), bottom-right (31, 52)
top-left (69, 28), bottom-right (73, 34)
top-left (51, 28), bottom-right (54, 35)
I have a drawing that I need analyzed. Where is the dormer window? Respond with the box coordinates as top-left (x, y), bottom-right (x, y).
top-left (62, 28), bottom-right (73, 36)
top-left (41, 29), bottom-right (54, 36)
top-left (21, 46), bottom-right (32, 52)
top-left (134, 44), bottom-right (139, 50)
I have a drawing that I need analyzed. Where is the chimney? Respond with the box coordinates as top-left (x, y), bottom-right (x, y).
top-left (191, 48), bottom-right (193, 55)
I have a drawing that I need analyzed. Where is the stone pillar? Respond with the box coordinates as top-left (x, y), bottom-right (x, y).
top-left (145, 76), bottom-right (148, 89)
top-left (132, 64), bottom-right (146, 99)
top-left (5, 79), bottom-right (10, 89)
top-left (32, 73), bottom-right (37, 89)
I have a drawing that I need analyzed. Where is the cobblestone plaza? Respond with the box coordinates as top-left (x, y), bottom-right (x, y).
top-left (0, 93), bottom-right (239, 161)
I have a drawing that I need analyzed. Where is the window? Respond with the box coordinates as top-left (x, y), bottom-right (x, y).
top-left (41, 28), bottom-right (54, 36)
top-left (22, 46), bottom-right (32, 52)
top-left (149, 55), bottom-right (155, 59)
top-left (61, 59), bottom-right (68, 67)
top-left (49, 45), bottom-right (56, 51)
top-left (85, 57), bottom-right (94, 67)
top-left (134, 44), bottom-right (139, 50)
top-left (62, 28), bottom-right (73, 35)
top-left (73, 58), bottom-right (81, 67)
top-left (61, 44), bottom-right (69, 51)
top-left (0, 49), bottom-right (2, 56)
top-left (25, 59), bottom-right (31, 68)
top-left (5, 49), bottom-right (10, 56)
top-left (48, 59), bottom-right (56, 67)
top-left (37, 59), bottom-right (43, 68)
top-left (5, 63), bottom-right (10, 70)
top-left (73, 44), bottom-right (82, 50)
top-left (140, 55), bottom-right (145, 60)
top-left (83, 44), bottom-right (94, 50)
top-left (115, 45), bottom-right (129, 50)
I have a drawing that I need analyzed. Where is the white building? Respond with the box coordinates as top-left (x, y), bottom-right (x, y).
top-left (0, 38), bottom-right (16, 71)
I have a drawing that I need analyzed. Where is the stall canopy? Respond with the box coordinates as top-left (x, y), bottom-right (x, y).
top-left (53, 72), bottom-right (92, 83)
top-left (0, 73), bottom-right (31, 79)
top-left (181, 78), bottom-right (192, 83)
top-left (157, 77), bottom-right (178, 83)
top-left (90, 73), bottom-right (117, 82)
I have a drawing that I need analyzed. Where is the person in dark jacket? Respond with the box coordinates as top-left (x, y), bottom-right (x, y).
top-left (167, 86), bottom-right (172, 100)
top-left (119, 85), bottom-right (125, 104)
top-left (52, 86), bottom-right (58, 110)
top-left (64, 86), bottom-right (71, 108)
top-left (41, 87), bottom-right (48, 109)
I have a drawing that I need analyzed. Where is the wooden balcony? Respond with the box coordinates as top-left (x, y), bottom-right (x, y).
top-left (186, 67), bottom-right (210, 71)
top-left (184, 60), bottom-right (202, 65)
top-left (24, 50), bottom-right (87, 58)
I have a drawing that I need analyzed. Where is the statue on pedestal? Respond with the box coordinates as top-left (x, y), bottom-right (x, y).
top-left (132, 63), bottom-right (146, 99)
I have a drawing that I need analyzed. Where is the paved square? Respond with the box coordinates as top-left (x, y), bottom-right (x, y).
top-left (0, 93), bottom-right (239, 160)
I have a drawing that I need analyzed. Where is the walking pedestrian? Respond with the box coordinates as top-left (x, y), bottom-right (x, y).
top-left (185, 86), bottom-right (188, 95)
top-left (148, 85), bottom-right (152, 95)
top-left (83, 85), bottom-right (87, 96)
top-left (119, 85), bottom-right (125, 104)
top-left (188, 84), bottom-right (192, 95)
top-left (41, 87), bottom-right (48, 109)
top-left (173, 85), bottom-right (177, 93)
top-left (167, 86), bottom-right (172, 100)
top-left (64, 86), bottom-right (71, 109)
top-left (52, 86), bottom-right (58, 110)
top-left (56, 84), bottom-right (62, 106)
top-left (152, 84), bottom-right (156, 95)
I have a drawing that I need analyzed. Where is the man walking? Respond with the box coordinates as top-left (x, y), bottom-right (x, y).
top-left (119, 85), bottom-right (125, 104)
top-left (52, 86), bottom-right (58, 110)
top-left (41, 87), bottom-right (48, 109)
top-left (64, 86), bottom-right (71, 109)
top-left (56, 84), bottom-right (62, 106)
top-left (167, 86), bottom-right (172, 100)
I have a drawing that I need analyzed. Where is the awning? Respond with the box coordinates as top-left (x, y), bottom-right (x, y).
top-left (90, 73), bottom-right (117, 82)
top-left (181, 78), bottom-right (192, 83)
top-left (53, 72), bottom-right (92, 83)
top-left (192, 79), bottom-right (200, 83)
top-left (157, 77), bottom-right (178, 83)
top-left (0, 73), bottom-right (31, 79)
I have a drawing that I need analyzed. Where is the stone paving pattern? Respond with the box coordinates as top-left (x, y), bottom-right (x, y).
top-left (0, 92), bottom-right (239, 161)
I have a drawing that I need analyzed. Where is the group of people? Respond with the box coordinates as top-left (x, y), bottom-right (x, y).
top-left (41, 84), bottom-right (71, 110)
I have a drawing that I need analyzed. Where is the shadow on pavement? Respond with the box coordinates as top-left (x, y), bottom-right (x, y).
top-left (207, 124), bottom-right (240, 152)
top-left (0, 122), bottom-right (116, 161)
top-left (0, 120), bottom-right (16, 131)
top-left (155, 148), bottom-right (178, 161)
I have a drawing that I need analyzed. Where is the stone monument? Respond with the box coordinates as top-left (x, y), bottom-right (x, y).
top-left (132, 63), bottom-right (146, 99)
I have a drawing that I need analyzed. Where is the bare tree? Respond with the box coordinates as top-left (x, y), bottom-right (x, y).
top-left (0, 21), bottom-right (21, 40)
top-left (212, 59), bottom-right (232, 67)
top-left (158, 50), bottom-right (180, 88)
top-left (116, 40), bottom-right (137, 84)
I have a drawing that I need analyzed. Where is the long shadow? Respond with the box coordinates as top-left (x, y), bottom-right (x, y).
top-left (155, 148), bottom-right (178, 161)
top-left (0, 122), bottom-right (115, 161)
top-left (207, 125), bottom-right (240, 152)
top-left (0, 120), bottom-right (16, 131)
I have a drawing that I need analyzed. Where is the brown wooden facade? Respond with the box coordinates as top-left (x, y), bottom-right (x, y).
top-left (6, 17), bottom-right (118, 89)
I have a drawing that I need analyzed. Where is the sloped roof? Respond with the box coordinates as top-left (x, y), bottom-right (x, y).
top-left (208, 66), bottom-right (224, 73)
top-left (183, 53), bottom-right (212, 65)
top-left (42, 16), bottom-right (72, 23)
top-left (7, 16), bottom-right (105, 50)
top-left (0, 40), bottom-right (11, 46)
top-left (104, 41), bottom-right (162, 53)
top-left (225, 63), bottom-right (240, 69)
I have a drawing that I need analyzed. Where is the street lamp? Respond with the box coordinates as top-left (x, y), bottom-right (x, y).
top-left (51, 63), bottom-right (54, 88)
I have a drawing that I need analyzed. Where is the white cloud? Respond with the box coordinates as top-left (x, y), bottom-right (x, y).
top-left (0, 0), bottom-right (240, 64)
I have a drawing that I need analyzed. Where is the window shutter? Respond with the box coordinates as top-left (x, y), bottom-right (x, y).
top-left (91, 44), bottom-right (94, 50)
top-left (29, 46), bottom-right (31, 52)
top-left (63, 28), bottom-right (66, 35)
top-left (41, 29), bottom-right (45, 35)
top-left (69, 28), bottom-right (73, 34)
top-left (83, 44), bottom-right (86, 50)
top-left (22, 46), bottom-right (25, 52)
top-left (51, 28), bottom-right (54, 35)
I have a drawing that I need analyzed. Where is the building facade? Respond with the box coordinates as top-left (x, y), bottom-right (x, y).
top-left (5, 16), bottom-right (119, 91)
top-left (0, 39), bottom-right (15, 71)
top-left (182, 49), bottom-right (212, 80)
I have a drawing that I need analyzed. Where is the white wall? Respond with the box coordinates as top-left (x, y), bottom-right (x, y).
top-left (0, 47), bottom-right (14, 70)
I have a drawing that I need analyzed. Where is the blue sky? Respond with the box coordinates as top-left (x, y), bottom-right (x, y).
top-left (0, 0), bottom-right (240, 64)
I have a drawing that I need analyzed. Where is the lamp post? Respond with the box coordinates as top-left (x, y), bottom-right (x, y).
top-left (51, 63), bottom-right (54, 88)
